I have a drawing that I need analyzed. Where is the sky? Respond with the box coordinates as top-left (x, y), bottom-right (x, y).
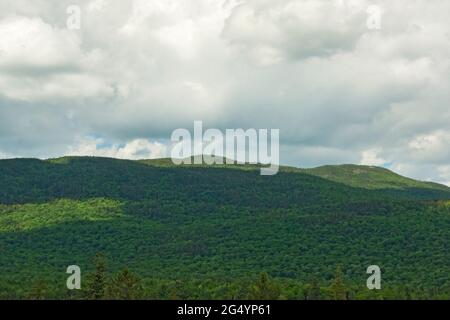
top-left (0, 0), bottom-right (449, 185)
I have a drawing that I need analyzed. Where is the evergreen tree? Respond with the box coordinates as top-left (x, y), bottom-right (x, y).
top-left (306, 278), bottom-right (321, 300)
top-left (27, 279), bottom-right (47, 300)
top-left (248, 272), bottom-right (280, 300)
top-left (107, 267), bottom-right (143, 300)
top-left (84, 253), bottom-right (108, 300)
top-left (330, 266), bottom-right (347, 300)
top-left (169, 280), bottom-right (190, 300)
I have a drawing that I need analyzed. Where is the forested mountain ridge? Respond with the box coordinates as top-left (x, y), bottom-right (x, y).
top-left (2, 156), bottom-right (448, 203)
top-left (1, 156), bottom-right (450, 299)
top-left (302, 164), bottom-right (450, 192)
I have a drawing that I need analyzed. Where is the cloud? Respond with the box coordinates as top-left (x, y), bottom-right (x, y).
top-left (222, 0), bottom-right (370, 64)
top-left (0, 15), bottom-right (80, 71)
top-left (0, 150), bottom-right (15, 159)
top-left (0, 0), bottom-right (449, 185)
top-left (437, 166), bottom-right (450, 187)
top-left (407, 130), bottom-right (450, 164)
top-left (0, 15), bottom-right (113, 101)
top-left (66, 137), bottom-right (167, 160)
top-left (360, 148), bottom-right (387, 167)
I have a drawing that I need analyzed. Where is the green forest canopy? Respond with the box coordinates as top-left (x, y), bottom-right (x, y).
top-left (0, 156), bottom-right (450, 299)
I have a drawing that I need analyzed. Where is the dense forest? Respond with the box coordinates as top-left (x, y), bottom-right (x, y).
top-left (0, 156), bottom-right (450, 299)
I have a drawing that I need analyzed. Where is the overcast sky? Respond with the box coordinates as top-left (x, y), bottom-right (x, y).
top-left (0, 0), bottom-right (449, 185)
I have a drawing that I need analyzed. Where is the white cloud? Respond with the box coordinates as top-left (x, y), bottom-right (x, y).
top-left (0, 150), bottom-right (16, 159)
top-left (437, 166), bottom-right (450, 187)
top-left (0, 0), bottom-right (449, 185)
top-left (88, 0), bottom-right (106, 12)
top-left (0, 15), bottom-right (113, 101)
top-left (0, 15), bottom-right (80, 69)
top-left (360, 149), bottom-right (387, 167)
top-left (222, 0), bottom-right (370, 64)
top-left (66, 137), bottom-right (168, 160)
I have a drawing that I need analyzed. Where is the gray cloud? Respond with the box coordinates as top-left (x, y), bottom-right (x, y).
top-left (0, 0), bottom-right (449, 185)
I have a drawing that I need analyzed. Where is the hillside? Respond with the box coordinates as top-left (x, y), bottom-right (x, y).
top-left (303, 164), bottom-right (450, 192)
top-left (1, 157), bottom-right (450, 299)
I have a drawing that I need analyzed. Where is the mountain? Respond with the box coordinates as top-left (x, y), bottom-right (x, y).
top-left (303, 164), bottom-right (450, 192)
top-left (1, 156), bottom-right (450, 299)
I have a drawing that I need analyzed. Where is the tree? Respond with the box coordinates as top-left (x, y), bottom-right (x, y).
top-left (169, 280), bottom-right (190, 300)
top-left (84, 253), bottom-right (108, 300)
top-left (306, 278), bottom-right (321, 300)
top-left (27, 279), bottom-right (47, 300)
top-left (107, 267), bottom-right (143, 300)
top-left (330, 266), bottom-right (347, 300)
top-left (248, 272), bottom-right (280, 300)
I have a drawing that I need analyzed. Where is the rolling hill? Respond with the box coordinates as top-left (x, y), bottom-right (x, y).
top-left (1, 156), bottom-right (450, 299)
